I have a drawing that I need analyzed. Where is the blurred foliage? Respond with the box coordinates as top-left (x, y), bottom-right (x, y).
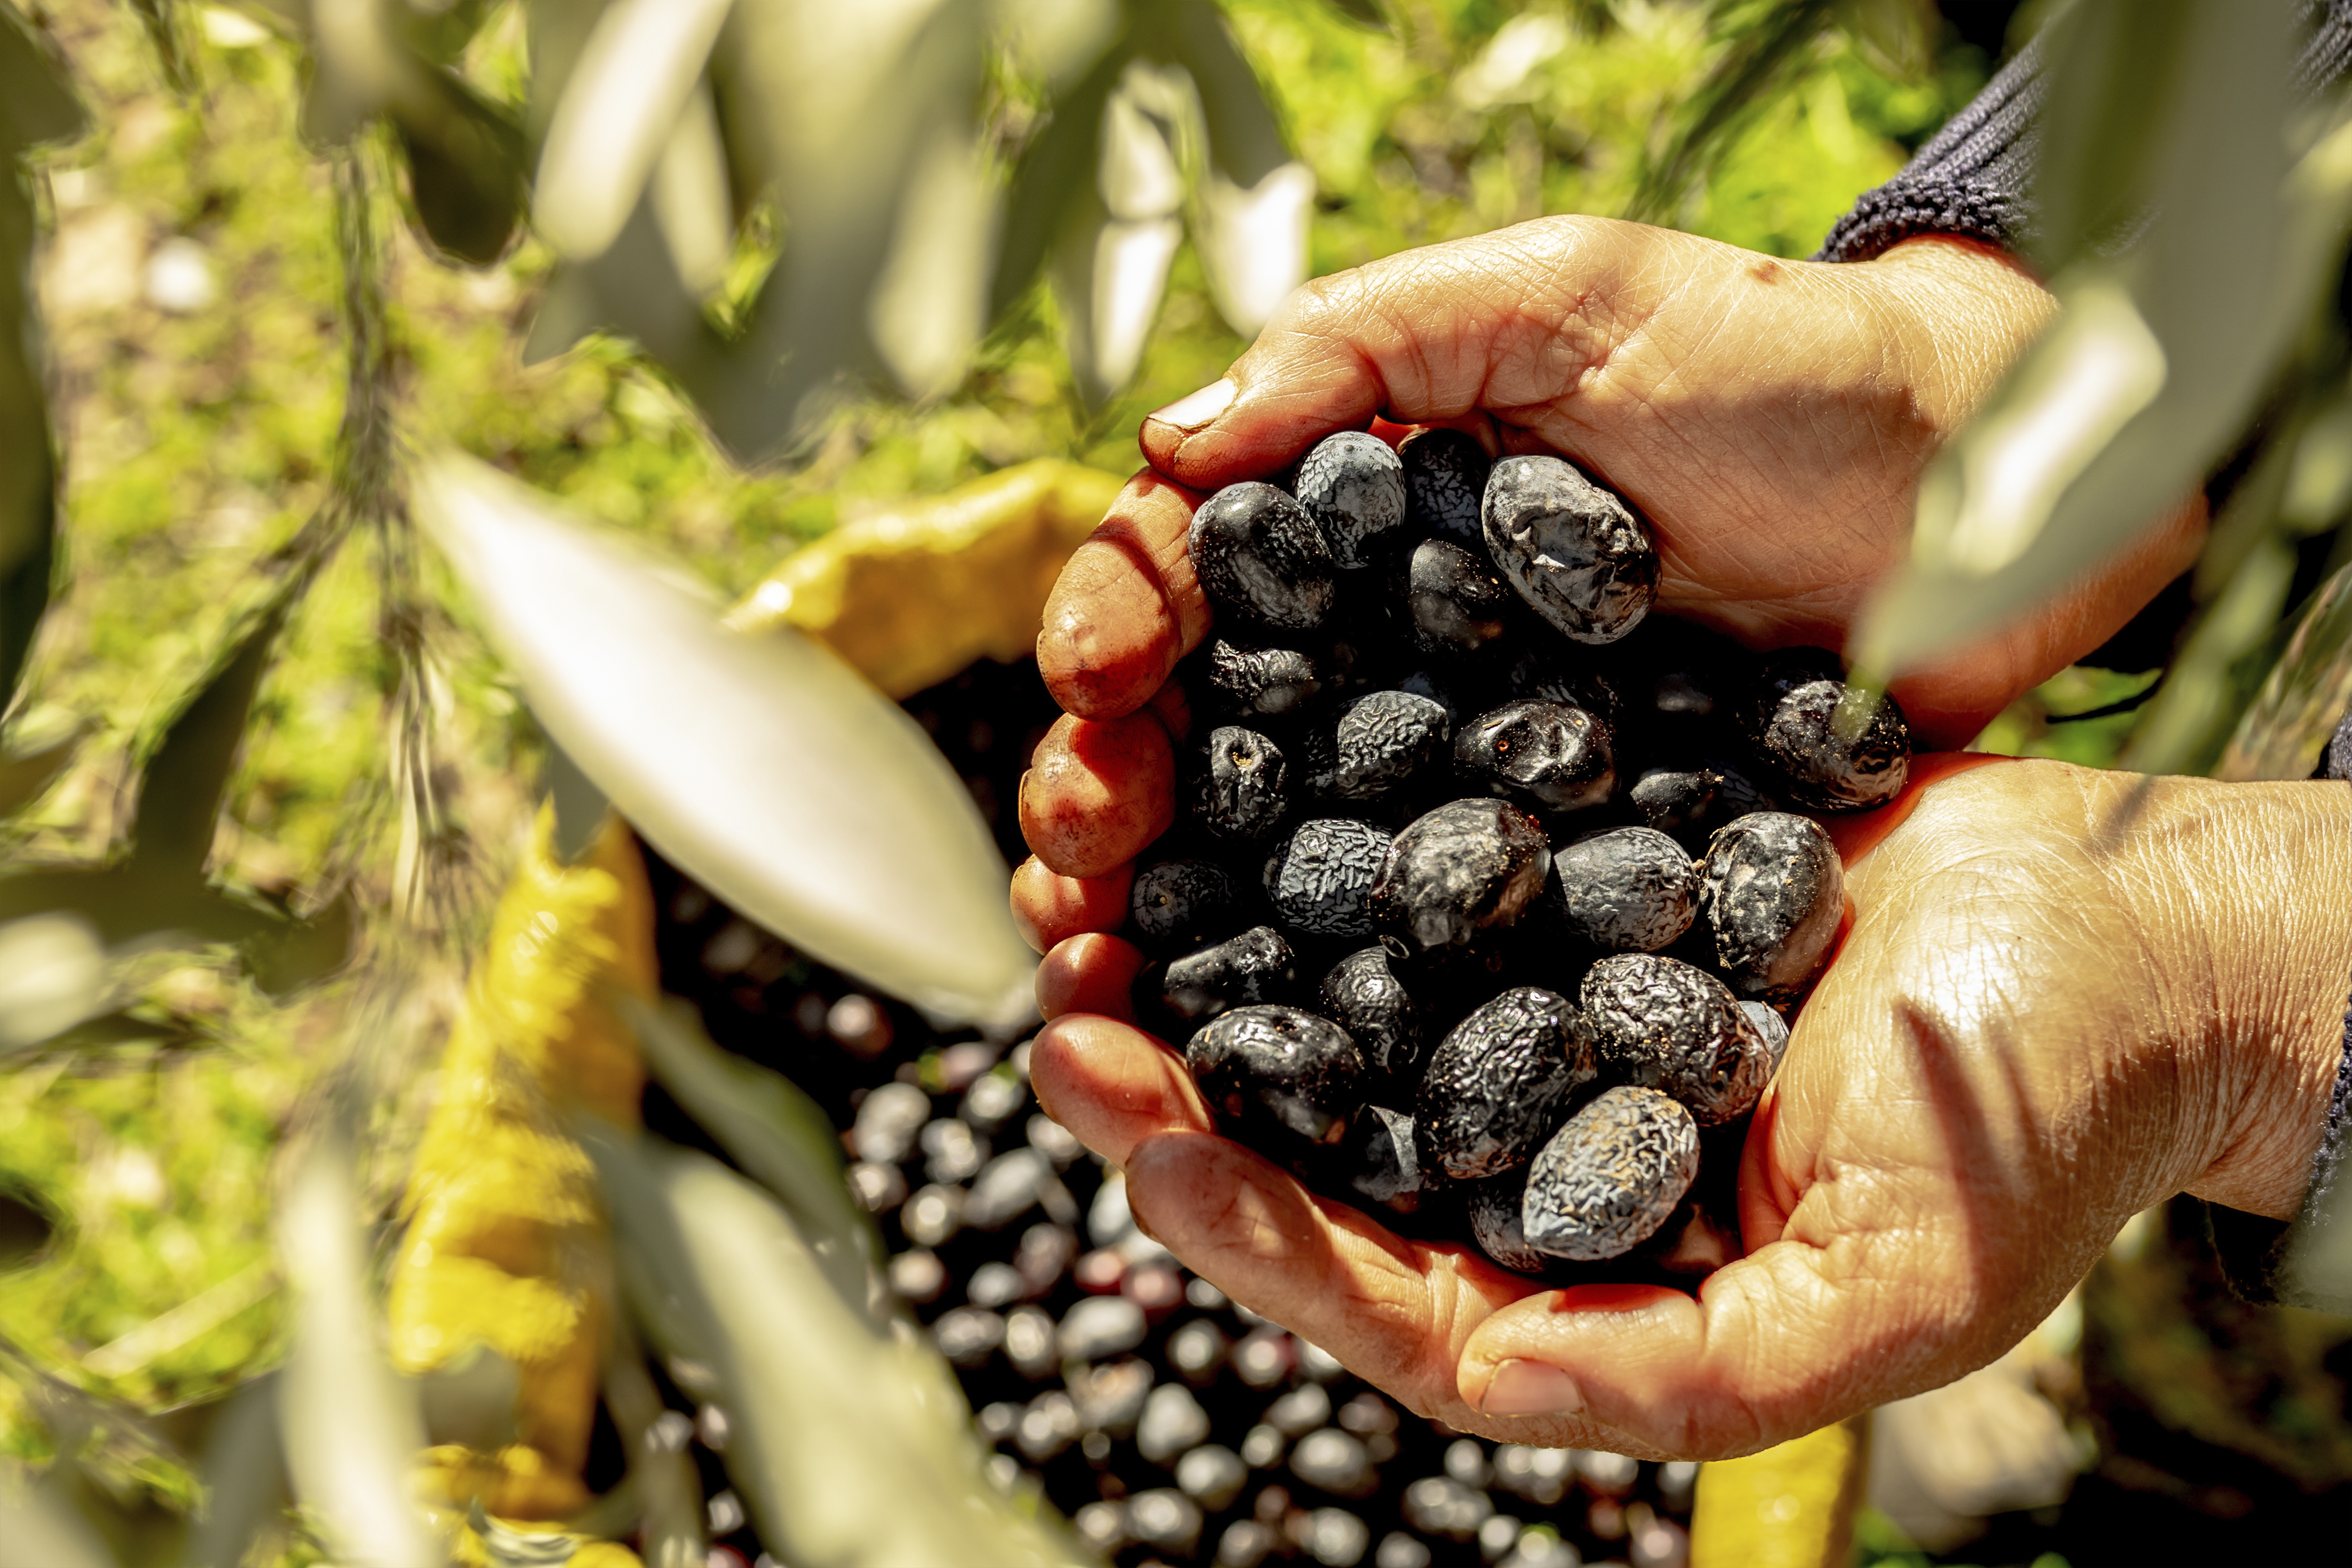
top-left (0, 0), bottom-right (2010, 1558)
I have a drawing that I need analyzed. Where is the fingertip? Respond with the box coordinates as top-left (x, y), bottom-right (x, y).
top-left (1037, 473), bottom-right (1210, 720)
top-left (1011, 856), bottom-right (1135, 954)
top-left (1029, 1012), bottom-right (1205, 1167)
top-left (1037, 931), bottom-right (1147, 1023)
top-left (1017, 710), bottom-right (1177, 878)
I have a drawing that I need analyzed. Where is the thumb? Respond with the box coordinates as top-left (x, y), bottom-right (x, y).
top-left (1455, 1207), bottom-right (2022, 1459)
top-left (1139, 219), bottom-right (1629, 489)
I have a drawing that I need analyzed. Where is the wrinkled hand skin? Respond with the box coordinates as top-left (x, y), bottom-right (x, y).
top-left (1034, 219), bottom-right (2205, 750)
top-left (1026, 760), bottom-right (2352, 1459)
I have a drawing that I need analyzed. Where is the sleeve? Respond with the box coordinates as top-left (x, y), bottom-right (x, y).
top-left (1813, 3), bottom-right (2352, 266)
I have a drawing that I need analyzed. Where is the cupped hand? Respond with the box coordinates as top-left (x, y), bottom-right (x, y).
top-left (1024, 759), bottom-right (2351, 1459)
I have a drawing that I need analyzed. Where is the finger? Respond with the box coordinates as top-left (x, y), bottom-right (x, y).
top-left (1036, 933), bottom-right (1146, 1023)
top-left (1018, 710), bottom-right (1176, 878)
top-left (1454, 1195), bottom-right (2004, 1459)
top-left (1124, 1130), bottom-right (1532, 1421)
top-left (1028, 1013), bottom-right (1207, 1167)
top-left (1010, 856), bottom-right (1134, 953)
top-left (1139, 219), bottom-right (1627, 490)
top-left (1037, 471), bottom-right (1212, 721)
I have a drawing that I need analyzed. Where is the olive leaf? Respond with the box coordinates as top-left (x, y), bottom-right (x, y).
top-left (583, 1124), bottom-right (1093, 1568)
top-left (176, 1376), bottom-right (288, 1568)
top-left (1856, 2), bottom-right (2352, 693)
top-left (413, 453), bottom-right (1037, 1028)
top-left (622, 994), bottom-right (883, 1311)
top-left (274, 1139), bottom-right (436, 1568)
top-left (1162, 0), bottom-right (1310, 336)
top-left (2214, 558), bottom-right (2352, 781)
top-left (530, 0), bottom-right (736, 263)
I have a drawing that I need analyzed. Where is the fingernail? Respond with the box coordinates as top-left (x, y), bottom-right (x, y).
top-left (1479, 1359), bottom-right (1584, 1418)
top-left (1148, 379), bottom-right (1236, 432)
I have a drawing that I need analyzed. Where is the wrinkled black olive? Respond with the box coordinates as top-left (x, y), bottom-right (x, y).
top-left (1400, 426), bottom-right (1491, 546)
top-left (1407, 539), bottom-right (1514, 657)
top-left (1521, 1086), bottom-right (1700, 1262)
top-left (1317, 945), bottom-right (1427, 1093)
top-left (1454, 700), bottom-right (1616, 815)
top-left (1481, 455), bottom-right (1657, 644)
top-left (1415, 986), bottom-right (1594, 1181)
top-left (1698, 812), bottom-right (1843, 1004)
top-left (1553, 827), bottom-right (1697, 952)
top-left (1297, 431), bottom-right (1409, 568)
top-left (1161, 925), bottom-right (1298, 1024)
top-left (1197, 725), bottom-right (1290, 841)
top-left (1580, 953), bottom-right (1772, 1125)
top-left (1130, 859), bottom-right (1240, 952)
top-left (1265, 818), bottom-right (1393, 939)
top-left (1186, 1004), bottom-right (1366, 1154)
top-left (1372, 798), bottom-right (1551, 955)
top-left (1191, 481), bottom-right (1335, 634)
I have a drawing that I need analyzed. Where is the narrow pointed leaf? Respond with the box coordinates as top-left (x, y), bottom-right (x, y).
top-left (623, 995), bottom-right (883, 1306)
top-left (991, 34), bottom-right (1128, 321)
top-left (1857, 2), bottom-right (2333, 685)
top-left (1194, 160), bottom-right (1312, 338)
top-left (2216, 557), bottom-right (2352, 781)
top-left (414, 454), bottom-right (1036, 1027)
top-left (533, 0), bottom-right (735, 262)
top-left (276, 1140), bottom-right (435, 1568)
top-left (585, 1127), bottom-right (1092, 1568)
top-left (0, 1484), bottom-right (115, 1568)
top-left (868, 122), bottom-right (998, 398)
top-left (390, 81), bottom-right (527, 266)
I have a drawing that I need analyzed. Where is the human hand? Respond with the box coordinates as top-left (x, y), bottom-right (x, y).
top-left (1024, 758), bottom-right (2352, 1459)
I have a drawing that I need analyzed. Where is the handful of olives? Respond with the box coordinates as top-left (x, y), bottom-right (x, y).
top-left (1130, 428), bottom-right (1907, 1283)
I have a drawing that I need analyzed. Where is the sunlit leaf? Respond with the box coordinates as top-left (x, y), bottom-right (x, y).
top-left (1052, 187), bottom-right (1182, 407)
top-left (2121, 534), bottom-right (2296, 777)
top-left (533, 0), bottom-right (735, 263)
top-left (600, 1330), bottom-right (704, 1568)
top-left (585, 1126), bottom-right (1093, 1568)
top-left (275, 1139), bottom-right (436, 1568)
top-left (1193, 159), bottom-right (1311, 340)
top-left (991, 29), bottom-right (1127, 321)
top-left (1316, 0), bottom-right (1389, 29)
top-left (413, 453), bottom-right (1037, 1028)
top-left (868, 121), bottom-right (999, 399)
top-left (994, 0), bottom-right (1123, 89)
top-left (1835, 0), bottom-right (1934, 84)
top-left (2216, 558), bottom-right (2352, 781)
top-left (622, 995), bottom-right (882, 1310)
top-left (649, 81), bottom-right (735, 299)
top-left (0, 911), bottom-right (107, 1053)
top-left (1857, 2), bottom-right (2340, 687)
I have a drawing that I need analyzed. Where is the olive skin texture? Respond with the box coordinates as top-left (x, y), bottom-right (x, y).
top-left (1372, 798), bottom-right (1552, 955)
top-left (1580, 952), bottom-right (1772, 1125)
top-left (1186, 1004), bottom-right (1366, 1154)
top-left (1197, 725), bottom-right (1289, 842)
top-left (1521, 1085), bottom-right (1700, 1262)
top-left (1317, 945), bottom-right (1427, 1093)
top-left (1406, 539), bottom-right (1514, 657)
top-left (1130, 858), bottom-right (1240, 952)
top-left (1454, 700), bottom-right (1616, 815)
top-left (1698, 812), bottom-right (1844, 1004)
top-left (1481, 454), bottom-right (1658, 644)
top-left (1206, 640), bottom-right (1322, 719)
top-left (1629, 763), bottom-right (1777, 853)
top-left (1466, 1170), bottom-right (1556, 1274)
top-left (1306, 690), bottom-right (1453, 805)
top-left (1189, 481), bottom-right (1336, 634)
top-left (1415, 986), bottom-right (1596, 1181)
top-left (1750, 677), bottom-right (1912, 812)
top-left (1553, 827), bottom-right (1697, 952)
top-left (1296, 431), bottom-right (1409, 568)
top-left (1399, 426), bottom-right (1491, 546)
top-left (1265, 818), bottom-right (1393, 939)
top-left (1160, 925), bottom-right (1298, 1025)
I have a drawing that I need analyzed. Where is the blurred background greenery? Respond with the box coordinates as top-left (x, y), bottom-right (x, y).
top-left (9, 0), bottom-right (2345, 1563)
